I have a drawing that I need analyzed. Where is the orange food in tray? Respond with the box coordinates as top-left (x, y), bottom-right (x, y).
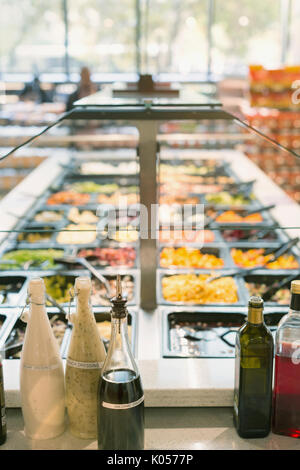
top-left (216, 211), bottom-right (263, 224)
top-left (47, 191), bottom-right (90, 206)
top-left (162, 273), bottom-right (238, 304)
top-left (231, 248), bottom-right (299, 269)
top-left (159, 229), bottom-right (215, 243)
top-left (160, 247), bottom-right (224, 269)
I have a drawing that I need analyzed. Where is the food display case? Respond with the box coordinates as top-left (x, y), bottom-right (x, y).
top-left (1, 90), bottom-right (300, 407)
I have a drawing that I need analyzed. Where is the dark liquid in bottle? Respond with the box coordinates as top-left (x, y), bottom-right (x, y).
top-left (273, 352), bottom-right (300, 437)
top-left (98, 368), bottom-right (144, 450)
top-left (234, 362), bottom-right (272, 438)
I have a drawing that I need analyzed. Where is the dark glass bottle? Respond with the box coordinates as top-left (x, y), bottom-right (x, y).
top-left (0, 354), bottom-right (7, 445)
top-left (233, 296), bottom-right (274, 438)
top-left (273, 280), bottom-right (300, 437)
top-left (97, 275), bottom-right (144, 450)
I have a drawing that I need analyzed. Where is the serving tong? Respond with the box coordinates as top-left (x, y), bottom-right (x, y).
top-left (54, 254), bottom-right (112, 298)
top-left (261, 273), bottom-right (300, 302)
top-left (206, 237), bottom-right (300, 283)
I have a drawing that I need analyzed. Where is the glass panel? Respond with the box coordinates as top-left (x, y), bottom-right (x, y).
top-left (68, 0), bottom-right (136, 73)
top-left (0, 0), bottom-right (65, 74)
top-left (212, 0), bottom-right (282, 75)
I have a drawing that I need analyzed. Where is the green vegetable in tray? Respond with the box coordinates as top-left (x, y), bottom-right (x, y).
top-left (70, 181), bottom-right (119, 194)
top-left (44, 275), bottom-right (74, 304)
top-left (205, 191), bottom-right (253, 206)
top-left (0, 249), bottom-right (64, 270)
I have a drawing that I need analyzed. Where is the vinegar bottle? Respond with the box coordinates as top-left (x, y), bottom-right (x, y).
top-left (233, 295), bottom-right (274, 438)
top-left (273, 280), bottom-right (300, 437)
top-left (97, 275), bottom-right (144, 450)
top-left (0, 353), bottom-right (7, 445)
top-left (65, 277), bottom-right (106, 439)
top-left (20, 278), bottom-right (65, 440)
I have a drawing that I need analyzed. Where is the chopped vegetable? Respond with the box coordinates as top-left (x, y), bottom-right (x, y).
top-left (160, 247), bottom-right (224, 269)
top-left (162, 274), bottom-right (238, 304)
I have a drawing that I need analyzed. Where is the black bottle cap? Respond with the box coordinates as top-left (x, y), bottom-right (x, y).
top-left (110, 275), bottom-right (128, 319)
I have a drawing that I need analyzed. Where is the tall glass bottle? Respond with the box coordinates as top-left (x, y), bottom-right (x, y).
top-left (65, 276), bottom-right (106, 439)
top-left (97, 275), bottom-right (144, 450)
top-left (20, 277), bottom-right (65, 440)
top-left (273, 280), bottom-right (300, 437)
top-left (0, 353), bottom-right (7, 445)
top-left (233, 295), bottom-right (274, 438)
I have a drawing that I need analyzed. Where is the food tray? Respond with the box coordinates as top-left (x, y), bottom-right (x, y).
top-left (241, 272), bottom-right (300, 307)
top-left (158, 244), bottom-right (231, 270)
top-left (161, 306), bottom-right (287, 358)
top-left (62, 307), bottom-right (137, 358)
top-left (219, 227), bottom-right (288, 244)
top-left (228, 242), bottom-right (300, 273)
top-left (16, 268), bottom-right (139, 307)
top-left (157, 269), bottom-right (246, 306)
top-left (0, 274), bottom-right (28, 307)
top-left (208, 206), bottom-right (276, 229)
top-left (66, 157), bottom-right (139, 177)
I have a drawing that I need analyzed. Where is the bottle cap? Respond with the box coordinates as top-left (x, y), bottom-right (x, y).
top-left (75, 277), bottom-right (92, 293)
top-left (28, 277), bottom-right (46, 305)
top-left (291, 280), bottom-right (300, 294)
top-left (248, 295), bottom-right (264, 308)
top-left (248, 295), bottom-right (264, 324)
top-left (110, 275), bottom-right (127, 319)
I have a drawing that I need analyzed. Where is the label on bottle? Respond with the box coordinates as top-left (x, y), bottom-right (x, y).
top-left (22, 363), bottom-right (60, 371)
top-left (66, 359), bottom-right (104, 370)
top-left (102, 395), bottom-right (144, 410)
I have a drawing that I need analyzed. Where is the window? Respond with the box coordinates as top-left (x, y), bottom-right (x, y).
top-left (67, 0), bottom-right (136, 73)
top-left (140, 0), bottom-right (208, 75)
top-left (212, 0), bottom-right (282, 76)
top-left (0, 0), bottom-right (65, 74)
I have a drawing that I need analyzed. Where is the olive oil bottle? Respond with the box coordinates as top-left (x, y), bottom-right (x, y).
top-left (233, 296), bottom-right (274, 438)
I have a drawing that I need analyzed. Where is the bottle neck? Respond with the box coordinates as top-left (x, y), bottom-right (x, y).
top-left (75, 293), bottom-right (92, 317)
top-left (290, 292), bottom-right (300, 312)
top-left (102, 314), bottom-right (137, 376)
top-left (247, 306), bottom-right (263, 325)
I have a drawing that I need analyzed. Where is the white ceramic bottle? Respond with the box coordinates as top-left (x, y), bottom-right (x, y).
top-left (65, 276), bottom-right (106, 439)
top-left (20, 277), bottom-right (65, 440)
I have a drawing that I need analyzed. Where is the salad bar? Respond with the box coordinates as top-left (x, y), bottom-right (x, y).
top-left (0, 88), bottom-right (300, 408)
top-left (0, 145), bottom-right (300, 371)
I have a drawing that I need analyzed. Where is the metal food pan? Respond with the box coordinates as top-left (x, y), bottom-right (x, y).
top-left (0, 274), bottom-right (28, 307)
top-left (161, 306), bottom-right (288, 358)
top-left (1, 310), bottom-right (70, 360)
top-left (228, 243), bottom-right (300, 273)
top-left (158, 227), bottom-right (223, 244)
top-left (158, 244), bottom-right (231, 270)
top-left (209, 207), bottom-right (276, 229)
top-left (159, 159), bottom-right (230, 177)
top-left (73, 245), bottom-right (139, 269)
top-left (62, 174), bottom-right (139, 186)
top-left (19, 268), bottom-right (139, 307)
top-left (219, 227), bottom-right (287, 244)
top-left (157, 269), bottom-right (246, 306)
top-left (241, 273), bottom-right (300, 307)
top-left (160, 306), bottom-right (247, 358)
top-left (70, 158), bottom-right (139, 177)
top-left (0, 246), bottom-right (71, 271)
top-left (62, 307), bottom-right (137, 359)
